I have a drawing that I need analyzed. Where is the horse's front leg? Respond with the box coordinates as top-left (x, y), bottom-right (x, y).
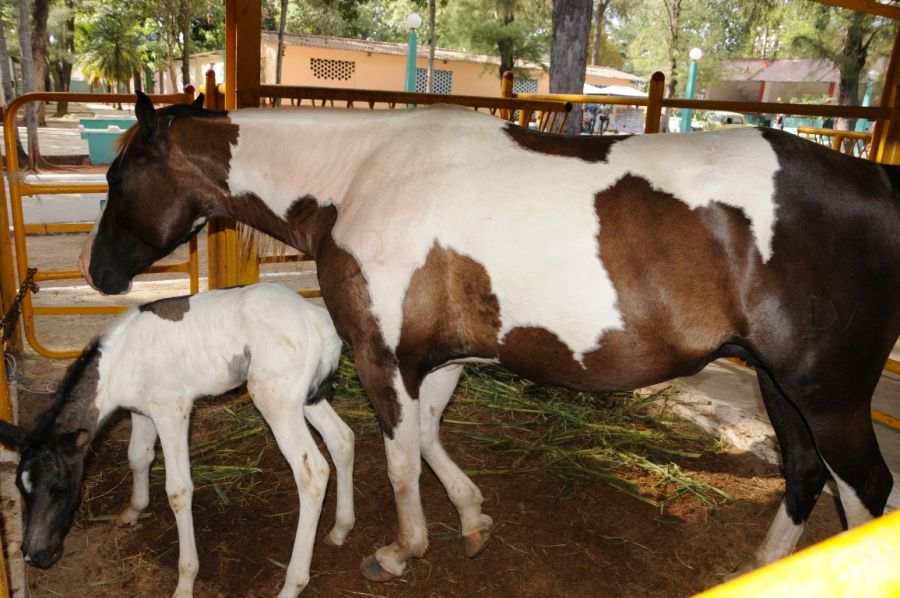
top-left (118, 413), bottom-right (158, 526)
top-left (359, 370), bottom-right (427, 582)
top-left (154, 409), bottom-right (198, 598)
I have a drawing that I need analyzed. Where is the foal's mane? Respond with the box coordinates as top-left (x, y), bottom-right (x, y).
top-left (26, 339), bottom-right (101, 445)
top-left (115, 101), bottom-right (227, 156)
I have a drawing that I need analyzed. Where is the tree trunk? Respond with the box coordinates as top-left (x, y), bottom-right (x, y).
top-left (274, 0), bottom-right (287, 106)
top-left (31, 0), bottom-right (49, 126)
top-left (550, 0), bottom-right (592, 135)
top-left (590, 0), bottom-right (610, 66)
top-left (835, 12), bottom-right (868, 133)
top-left (496, 7), bottom-right (515, 78)
top-left (427, 0), bottom-right (436, 93)
top-left (181, 0), bottom-right (191, 89)
top-left (18, 0), bottom-right (41, 169)
top-left (132, 68), bottom-right (143, 93)
top-left (661, 0), bottom-right (682, 133)
top-left (54, 0), bottom-right (74, 116)
top-left (0, 8), bottom-right (15, 104)
top-left (167, 55), bottom-right (178, 94)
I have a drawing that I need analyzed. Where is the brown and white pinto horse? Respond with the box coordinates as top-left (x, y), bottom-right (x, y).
top-left (81, 91), bottom-right (900, 582)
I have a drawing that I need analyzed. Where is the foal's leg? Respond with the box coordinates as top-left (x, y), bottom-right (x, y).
top-left (305, 400), bottom-right (356, 546)
top-left (118, 413), bottom-right (159, 526)
top-left (250, 379), bottom-right (330, 597)
top-left (358, 369), bottom-right (427, 582)
top-left (154, 409), bottom-right (198, 598)
top-left (419, 365), bottom-right (493, 557)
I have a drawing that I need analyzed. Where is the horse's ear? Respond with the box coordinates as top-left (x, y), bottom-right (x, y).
top-left (192, 93), bottom-right (205, 109)
top-left (0, 420), bottom-right (27, 448)
top-left (58, 429), bottom-right (90, 455)
top-left (135, 90), bottom-right (156, 139)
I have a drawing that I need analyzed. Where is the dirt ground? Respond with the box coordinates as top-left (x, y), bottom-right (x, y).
top-left (9, 233), bottom-right (846, 598)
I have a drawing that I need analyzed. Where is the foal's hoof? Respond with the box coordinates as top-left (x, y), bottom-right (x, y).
top-left (323, 527), bottom-right (348, 547)
top-left (359, 554), bottom-right (399, 583)
top-left (463, 522), bottom-right (493, 558)
top-left (116, 508), bottom-right (141, 527)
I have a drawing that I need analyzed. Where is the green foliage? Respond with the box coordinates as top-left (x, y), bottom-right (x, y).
top-left (76, 6), bottom-right (143, 90)
top-left (441, 0), bottom-right (551, 75)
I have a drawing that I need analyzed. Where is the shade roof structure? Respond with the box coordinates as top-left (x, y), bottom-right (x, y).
top-left (584, 83), bottom-right (649, 97)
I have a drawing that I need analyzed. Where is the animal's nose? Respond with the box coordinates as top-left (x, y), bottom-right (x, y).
top-left (24, 546), bottom-right (60, 569)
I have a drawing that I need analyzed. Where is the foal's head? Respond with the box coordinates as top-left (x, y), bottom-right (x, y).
top-left (0, 343), bottom-right (101, 568)
top-left (13, 428), bottom-right (90, 567)
top-left (85, 91), bottom-right (232, 294)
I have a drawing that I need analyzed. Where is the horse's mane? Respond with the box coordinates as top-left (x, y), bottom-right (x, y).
top-left (114, 101), bottom-right (228, 156)
top-left (26, 339), bottom-right (102, 445)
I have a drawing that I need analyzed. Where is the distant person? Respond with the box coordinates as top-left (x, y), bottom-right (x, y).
top-left (774, 113), bottom-right (784, 130)
top-left (594, 105), bottom-right (610, 135)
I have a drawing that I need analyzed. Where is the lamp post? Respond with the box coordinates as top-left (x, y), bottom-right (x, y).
top-left (405, 13), bottom-right (422, 92)
top-left (679, 47), bottom-right (702, 134)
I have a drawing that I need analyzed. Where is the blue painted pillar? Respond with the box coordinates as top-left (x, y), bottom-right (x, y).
top-left (855, 80), bottom-right (875, 132)
top-left (405, 29), bottom-right (418, 92)
top-left (679, 59), bottom-right (700, 134)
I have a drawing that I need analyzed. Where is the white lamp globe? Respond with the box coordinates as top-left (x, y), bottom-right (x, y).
top-left (689, 47), bottom-right (703, 62)
top-left (407, 13), bottom-right (423, 29)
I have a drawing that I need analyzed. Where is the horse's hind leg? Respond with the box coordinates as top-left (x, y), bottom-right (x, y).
top-left (250, 379), bottom-right (330, 597)
top-left (740, 368), bottom-right (829, 572)
top-left (305, 400), bottom-right (356, 546)
top-left (118, 413), bottom-right (158, 526)
top-left (748, 367), bottom-right (892, 571)
top-left (419, 364), bottom-right (493, 557)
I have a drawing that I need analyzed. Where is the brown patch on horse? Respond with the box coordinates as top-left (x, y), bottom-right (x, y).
top-left (503, 123), bottom-right (625, 162)
top-left (397, 243), bottom-right (502, 396)
top-left (317, 236), bottom-right (401, 435)
top-left (140, 296), bottom-right (191, 322)
top-left (499, 175), bottom-right (752, 391)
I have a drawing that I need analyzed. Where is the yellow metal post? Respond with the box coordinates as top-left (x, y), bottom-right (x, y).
top-left (644, 71), bottom-right (665, 134)
top-left (696, 510), bottom-right (900, 597)
top-left (208, 0), bottom-right (260, 290)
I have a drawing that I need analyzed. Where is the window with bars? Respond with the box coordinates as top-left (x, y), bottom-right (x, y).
top-left (513, 79), bottom-right (539, 94)
top-left (415, 68), bottom-right (453, 94)
top-left (310, 58), bottom-right (356, 81)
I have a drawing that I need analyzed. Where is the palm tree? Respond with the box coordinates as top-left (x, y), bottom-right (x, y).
top-left (78, 9), bottom-right (143, 100)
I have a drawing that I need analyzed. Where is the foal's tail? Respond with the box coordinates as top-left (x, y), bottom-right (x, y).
top-left (307, 366), bottom-right (337, 405)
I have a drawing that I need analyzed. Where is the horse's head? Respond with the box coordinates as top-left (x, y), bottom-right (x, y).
top-left (0, 421), bottom-right (90, 568)
top-left (81, 91), bottom-right (228, 294)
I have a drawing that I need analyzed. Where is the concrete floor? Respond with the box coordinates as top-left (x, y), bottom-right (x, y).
top-left (673, 349), bottom-right (900, 511)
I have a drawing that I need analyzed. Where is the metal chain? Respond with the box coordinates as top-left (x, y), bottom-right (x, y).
top-left (1, 268), bottom-right (38, 344)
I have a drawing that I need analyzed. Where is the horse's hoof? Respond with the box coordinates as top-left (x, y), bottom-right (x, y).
top-left (726, 561), bottom-right (755, 581)
top-left (359, 554), bottom-right (398, 582)
top-left (463, 524), bottom-right (492, 558)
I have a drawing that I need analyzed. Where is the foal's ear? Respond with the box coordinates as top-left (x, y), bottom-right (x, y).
top-left (135, 90), bottom-right (157, 139)
top-left (192, 93), bottom-right (205, 109)
top-left (0, 420), bottom-right (27, 448)
top-left (58, 429), bottom-right (91, 454)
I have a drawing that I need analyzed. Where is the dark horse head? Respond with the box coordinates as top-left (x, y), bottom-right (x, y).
top-left (0, 421), bottom-right (90, 568)
top-left (0, 343), bottom-right (101, 568)
top-left (80, 91), bottom-right (230, 295)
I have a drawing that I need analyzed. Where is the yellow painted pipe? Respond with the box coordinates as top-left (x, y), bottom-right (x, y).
top-left (18, 182), bottom-right (108, 197)
top-left (696, 510), bottom-right (900, 597)
top-left (23, 223), bottom-right (94, 235)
